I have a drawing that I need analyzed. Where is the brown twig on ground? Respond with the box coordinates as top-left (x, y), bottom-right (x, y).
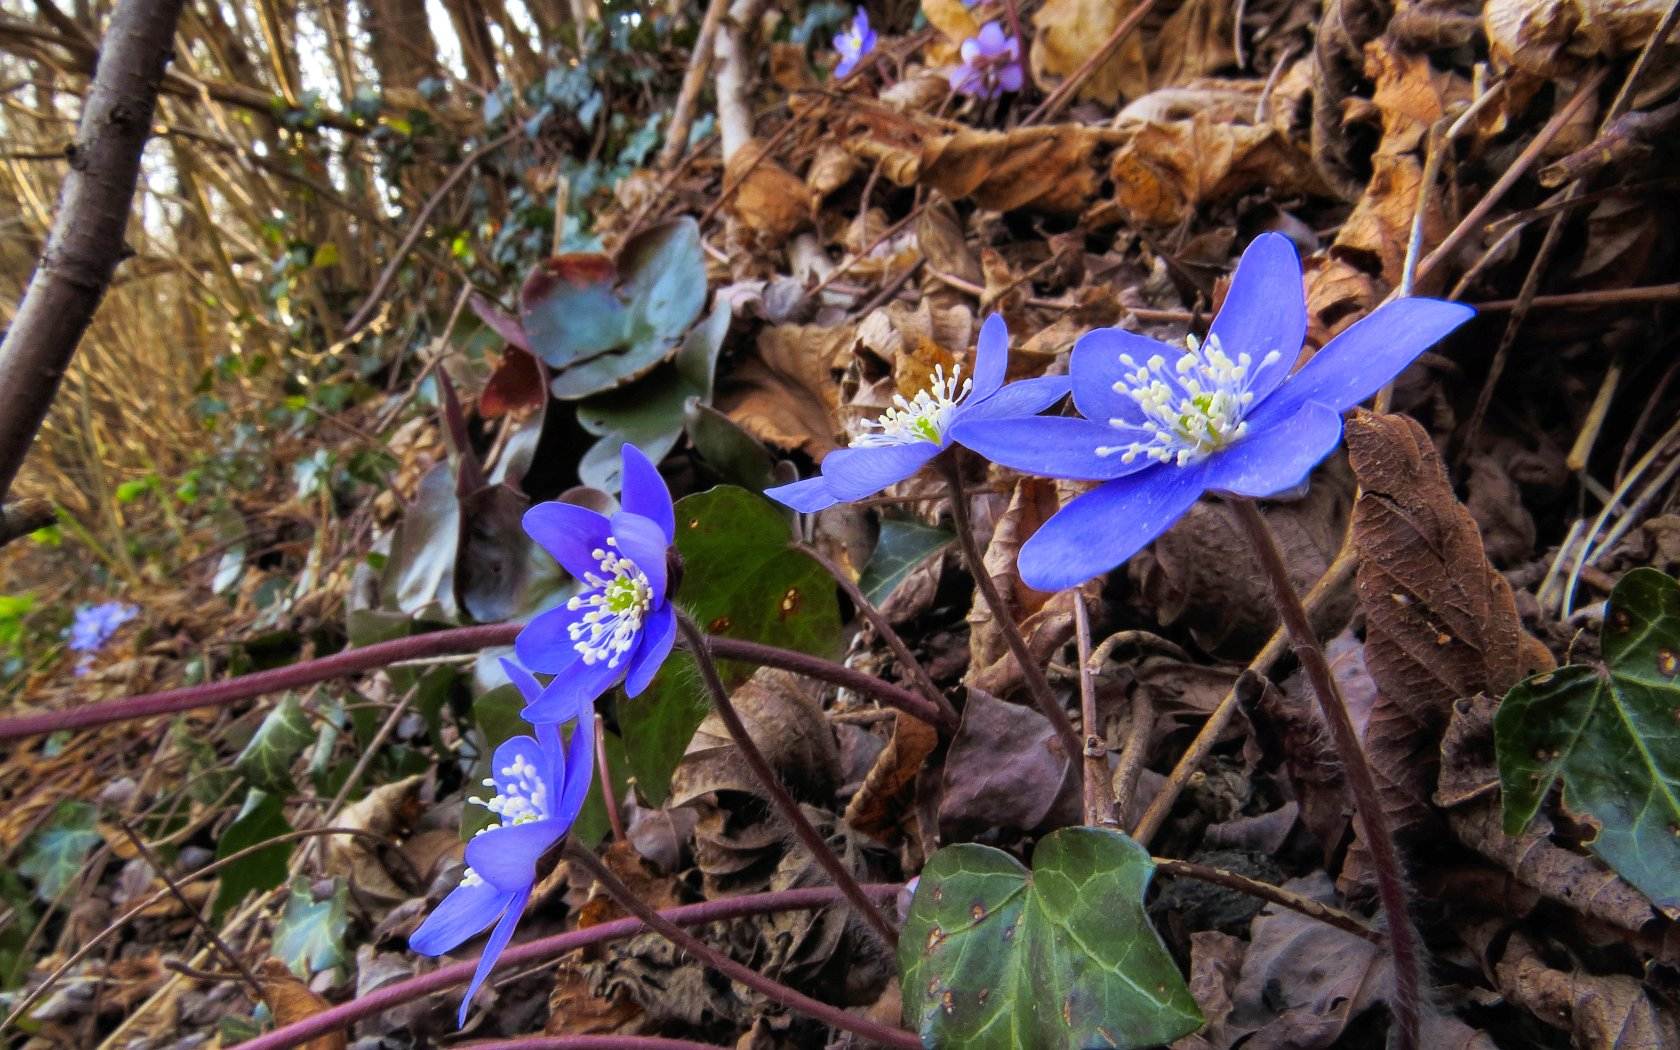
top-left (657, 0), bottom-right (733, 170)
top-left (1074, 596), bottom-right (1118, 826)
top-left (1153, 857), bottom-right (1382, 944)
top-left (0, 498), bottom-right (54, 546)
top-left (1022, 0), bottom-right (1162, 125)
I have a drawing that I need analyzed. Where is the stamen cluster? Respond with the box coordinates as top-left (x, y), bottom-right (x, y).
top-left (1096, 334), bottom-right (1280, 467)
top-left (854, 364), bottom-right (971, 448)
top-left (565, 538), bottom-right (653, 668)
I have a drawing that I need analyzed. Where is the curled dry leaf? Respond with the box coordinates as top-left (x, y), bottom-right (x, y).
top-left (1486, 0), bottom-right (1672, 79)
top-left (257, 958), bottom-right (347, 1050)
top-left (1491, 931), bottom-right (1680, 1047)
top-left (938, 687), bottom-right (1078, 840)
top-left (843, 710), bottom-right (939, 841)
top-left (726, 140), bottom-right (817, 242)
top-left (669, 667), bottom-right (842, 808)
top-left (716, 322), bottom-right (851, 459)
top-left (325, 773), bottom-right (424, 906)
top-left (1030, 0), bottom-right (1152, 105)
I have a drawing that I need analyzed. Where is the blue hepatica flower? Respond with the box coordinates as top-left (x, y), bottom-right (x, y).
top-left (409, 659), bottom-right (594, 1025)
top-left (948, 22), bottom-right (1023, 99)
top-left (514, 443), bottom-right (677, 722)
top-left (66, 601), bottom-right (138, 676)
top-left (834, 9), bottom-right (876, 78)
top-left (950, 233), bottom-right (1475, 591)
top-left (766, 314), bottom-right (1069, 513)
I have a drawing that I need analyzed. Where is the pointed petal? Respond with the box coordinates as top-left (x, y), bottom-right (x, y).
top-left (1207, 233), bottom-right (1306, 402)
top-left (465, 817), bottom-right (568, 890)
top-left (820, 442), bottom-right (941, 501)
top-left (500, 657), bottom-right (543, 707)
top-left (455, 886), bottom-right (530, 1027)
top-left (523, 502), bottom-right (613, 581)
top-left (618, 444), bottom-right (674, 543)
top-left (1201, 402), bottom-right (1345, 498)
top-left (609, 511), bottom-right (669, 602)
top-left (1069, 327), bottom-right (1183, 426)
top-left (408, 877), bottom-right (511, 957)
top-left (515, 604), bottom-right (585, 673)
top-left (1017, 464), bottom-right (1207, 591)
top-left (624, 605), bottom-right (676, 698)
top-left (556, 711), bottom-right (597, 824)
top-left (1258, 298), bottom-right (1476, 422)
top-left (958, 374), bottom-right (1070, 424)
top-left (765, 475), bottom-right (839, 514)
top-left (520, 654), bottom-right (620, 723)
top-left (971, 313), bottom-right (1009, 399)
top-left (949, 416), bottom-right (1155, 480)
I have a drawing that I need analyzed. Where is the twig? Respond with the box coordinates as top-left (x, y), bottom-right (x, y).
top-left (1021, 0), bottom-right (1161, 125)
top-left (1472, 283), bottom-right (1680, 311)
top-left (1229, 499), bottom-right (1422, 1050)
top-left (674, 613), bottom-right (899, 947)
top-left (657, 0), bottom-right (732, 170)
top-left (1074, 596), bottom-right (1117, 826)
top-left (937, 454), bottom-right (1084, 767)
top-left (0, 498), bottom-right (54, 546)
top-left (468, 1039), bottom-right (726, 1050)
top-left (1152, 857), bottom-right (1381, 944)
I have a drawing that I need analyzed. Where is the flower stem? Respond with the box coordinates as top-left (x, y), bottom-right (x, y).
top-left (566, 842), bottom-right (918, 1048)
top-left (936, 454), bottom-right (1084, 765)
top-left (595, 713), bottom-right (626, 844)
top-left (794, 540), bottom-right (959, 727)
top-left (1228, 497), bottom-right (1423, 1050)
top-left (674, 612), bottom-right (900, 948)
top-left (1073, 595), bottom-right (1118, 827)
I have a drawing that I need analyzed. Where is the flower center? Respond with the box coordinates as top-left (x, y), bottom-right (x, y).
top-left (1095, 333), bottom-right (1280, 467)
top-left (468, 751), bottom-right (550, 829)
top-left (566, 537), bottom-right (653, 668)
top-left (853, 364), bottom-right (971, 448)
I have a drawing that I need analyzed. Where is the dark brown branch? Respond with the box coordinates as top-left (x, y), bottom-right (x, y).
top-left (0, 498), bottom-right (54, 546)
top-left (0, 0), bottom-right (188, 505)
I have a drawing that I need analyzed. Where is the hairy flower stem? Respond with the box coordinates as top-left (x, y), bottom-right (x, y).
top-left (0, 625), bottom-right (943, 742)
top-left (795, 540), bottom-right (959, 727)
top-left (1229, 497), bottom-right (1423, 1050)
top-left (937, 454), bottom-right (1084, 765)
top-left (675, 612), bottom-right (900, 947)
top-left (567, 842), bottom-right (918, 1048)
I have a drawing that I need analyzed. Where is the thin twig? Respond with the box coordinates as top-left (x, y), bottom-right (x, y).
top-left (1153, 857), bottom-right (1381, 944)
top-left (1074, 596), bottom-right (1117, 826)
top-left (657, 0), bottom-right (732, 170)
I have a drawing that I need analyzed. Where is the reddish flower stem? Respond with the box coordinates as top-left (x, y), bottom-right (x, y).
top-left (0, 626), bottom-right (943, 742)
top-left (234, 883), bottom-right (900, 1050)
top-left (467, 1039), bottom-right (725, 1050)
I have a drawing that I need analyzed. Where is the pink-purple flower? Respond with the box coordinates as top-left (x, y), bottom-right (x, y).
top-left (948, 22), bottom-right (1023, 99)
top-left (834, 9), bottom-right (876, 78)
top-left (950, 234), bottom-right (1476, 591)
top-left (765, 314), bottom-right (1068, 513)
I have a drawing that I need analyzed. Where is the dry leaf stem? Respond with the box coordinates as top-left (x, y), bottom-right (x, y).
top-left (937, 454), bottom-right (1085, 767)
top-left (1074, 595), bottom-right (1119, 826)
top-left (674, 612), bottom-right (900, 947)
top-left (566, 841), bottom-right (919, 1048)
top-left (1153, 857), bottom-right (1381, 945)
top-left (1229, 498), bottom-right (1423, 1050)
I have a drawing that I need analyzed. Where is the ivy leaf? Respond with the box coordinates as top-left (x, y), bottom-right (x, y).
top-left (214, 788), bottom-right (293, 917)
top-left (236, 695), bottom-right (315, 792)
top-left (618, 485), bottom-right (840, 804)
top-left (1496, 567), bottom-right (1680, 910)
top-left (860, 520), bottom-right (953, 606)
top-left (20, 801), bottom-right (101, 903)
top-left (900, 826), bottom-right (1202, 1049)
top-left (272, 876), bottom-right (350, 976)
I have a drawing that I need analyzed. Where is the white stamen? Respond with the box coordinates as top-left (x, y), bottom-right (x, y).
top-left (852, 364), bottom-right (972, 448)
top-left (1094, 334), bottom-right (1281, 467)
top-left (563, 536), bottom-right (653, 669)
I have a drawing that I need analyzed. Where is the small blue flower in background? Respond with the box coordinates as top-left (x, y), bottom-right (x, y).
top-left (66, 601), bottom-right (138, 676)
top-left (514, 444), bottom-right (677, 723)
top-left (833, 9), bottom-right (876, 78)
top-left (948, 22), bottom-right (1023, 99)
top-left (409, 659), bottom-right (594, 1025)
top-left (765, 313), bottom-right (1069, 513)
top-left (951, 233), bottom-right (1475, 591)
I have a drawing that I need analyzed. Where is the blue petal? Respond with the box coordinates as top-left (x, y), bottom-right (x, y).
top-left (821, 442), bottom-right (941, 501)
top-left (958, 374), bottom-right (1071, 424)
top-left (1256, 298), bottom-right (1476, 423)
top-left (500, 657), bottom-right (543, 708)
top-left (1207, 233), bottom-right (1307, 403)
top-left (610, 511), bottom-right (670, 604)
top-left (455, 886), bottom-right (530, 1027)
top-left (1017, 464), bottom-right (1207, 591)
top-left (489, 735), bottom-right (554, 802)
top-left (765, 475), bottom-right (839, 513)
top-left (1201, 402), bottom-right (1345, 498)
top-left (515, 604), bottom-right (585, 674)
top-left (523, 502), bottom-right (613, 581)
top-left (465, 817), bottom-right (569, 890)
top-left (624, 604), bottom-right (676, 698)
top-left (971, 313), bottom-right (1009, 399)
top-left (521, 653), bottom-right (621, 723)
top-left (1069, 328), bottom-right (1179, 426)
top-left (948, 416), bottom-right (1155, 480)
top-left (408, 876), bottom-right (511, 957)
top-left (618, 444), bottom-right (674, 544)
top-left (556, 714), bottom-right (597, 825)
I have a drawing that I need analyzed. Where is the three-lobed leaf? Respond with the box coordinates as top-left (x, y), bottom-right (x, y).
top-left (236, 694), bottom-right (315, 792)
top-left (900, 826), bottom-right (1202, 1049)
top-left (20, 801), bottom-right (101, 903)
top-left (273, 876), bottom-right (350, 976)
top-left (1496, 567), bottom-right (1680, 910)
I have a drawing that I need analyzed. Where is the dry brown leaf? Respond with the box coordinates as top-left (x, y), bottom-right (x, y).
top-left (716, 322), bottom-right (851, 458)
top-left (915, 200), bottom-right (982, 285)
top-left (1030, 0), bottom-right (1151, 105)
top-left (921, 0), bottom-right (980, 63)
top-left (257, 958), bottom-right (347, 1050)
top-left (325, 773), bottom-right (424, 905)
top-left (1150, 0), bottom-right (1236, 89)
top-left (1492, 931), bottom-right (1680, 1047)
top-left (669, 667), bottom-right (842, 808)
top-left (726, 141), bottom-right (816, 241)
top-left (848, 121), bottom-right (1112, 213)
top-left (1303, 254), bottom-right (1381, 348)
top-left (938, 688), bottom-right (1078, 839)
top-left (843, 710), bottom-right (939, 840)
top-left (546, 960), bottom-right (643, 1036)
top-left (805, 142), bottom-right (860, 198)
top-left (1486, 0), bottom-right (1671, 78)
top-left (969, 476), bottom-right (1062, 673)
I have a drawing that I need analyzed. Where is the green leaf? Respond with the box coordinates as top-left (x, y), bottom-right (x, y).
top-left (900, 827), bottom-right (1202, 1049)
top-left (235, 695), bottom-right (315, 792)
top-left (619, 485), bottom-right (841, 804)
top-left (684, 400), bottom-right (775, 491)
top-left (171, 720), bottom-right (235, 805)
top-left (860, 520), bottom-right (953, 607)
top-left (0, 868), bottom-right (38, 987)
top-left (382, 462), bottom-right (461, 620)
top-left (272, 876), bottom-right (349, 976)
top-left (1496, 567), bottom-right (1680, 909)
top-left (214, 788), bottom-right (293, 916)
top-left (20, 801), bottom-right (101, 903)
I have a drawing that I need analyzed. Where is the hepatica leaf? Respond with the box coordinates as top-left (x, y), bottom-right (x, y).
top-left (900, 826), bottom-right (1201, 1050)
top-left (618, 485), bottom-right (840, 804)
top-left (1496, 567), bottom-right (1680, 910)
top-left (20, 801), bottom-right (101, 903)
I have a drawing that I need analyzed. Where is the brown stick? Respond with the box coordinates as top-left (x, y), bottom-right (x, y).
top-left (0, 498), bottom-right (54, 546)
top-left (1074, 596), bottom-right (1117, 826)
top-left (1152, 857), bottom-right (1381, 944)
top-left (657, 0), bottom-right (732, 170)
top-left (0, 0), bottom-right (188, 505)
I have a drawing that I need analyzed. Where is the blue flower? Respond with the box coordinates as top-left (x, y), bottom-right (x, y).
top-left (409, 659), bottom-right (594, 1025)
top-left (66, 601), bottom-right (138, 676)
top-left (950, 234), bottom-right (1475, 591)
top-left (514, 444), bottom-right (677, 723)
top-left (834, 9), bottom-right (876, 78)
top-left (947, 22), bottom-right (1023, 99)
top-left (765, 314), bottom-right (1069, 513)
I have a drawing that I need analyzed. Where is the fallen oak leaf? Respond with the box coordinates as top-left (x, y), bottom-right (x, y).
top-left (256, 958), bottom-right (347, 1050)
